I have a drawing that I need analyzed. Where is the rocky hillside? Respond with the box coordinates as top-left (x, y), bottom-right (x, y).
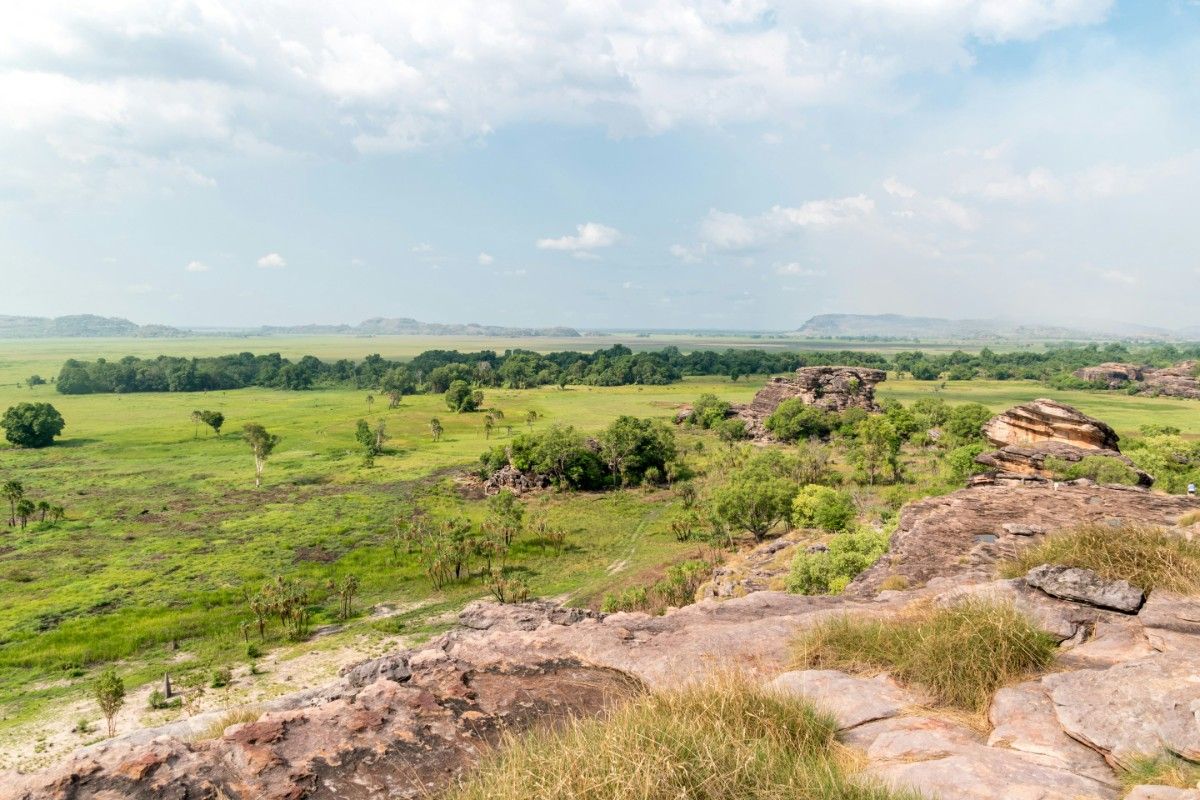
top-left (1075, 362), bottom-right (1200, 400)
top-left (0, 315), bottom-right (184, 338)
top-left (10, 470), bottom-right (1200, 800)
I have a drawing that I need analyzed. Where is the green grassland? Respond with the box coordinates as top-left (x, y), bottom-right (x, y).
top-left (0, 336), bottom-right (1196, 765)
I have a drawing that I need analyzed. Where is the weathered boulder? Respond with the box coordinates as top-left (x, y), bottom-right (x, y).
top-left (481, 464), bottom-right (549, 495)
top-left (983, 398), bottom-right (1120, 451)
top-left (734, 365), bottom-right (885, 438)
top-left (1126, 788), bottom-right (1200, 800)
top-left (1025, 565), bottom-right (1145, 613)
top-left (850, 482), bottom-right (1196, 596)
top-left (1074, 363), bottom-right (1144, 388)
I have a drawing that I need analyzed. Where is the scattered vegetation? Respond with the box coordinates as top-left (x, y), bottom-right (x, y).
top-left (1001, 524), bottom-right (1200, 594)
top-left (787, 529), bottom-right (890, 595)
top-left (1044, 455), bottom-right (1142, 485)
top-left (1120, 751), bottom-right (1200, 794)
top-left (793, 600), bottom-right (1058, 712)
top-left (93, 668), bottom-right (125, 737)
top-left (601, 559), bottom-right (714, 614)
top-left (446, 676), bottom-right (915, 800)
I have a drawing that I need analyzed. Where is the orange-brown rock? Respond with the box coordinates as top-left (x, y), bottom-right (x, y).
top-left (736, 365), bottom-right (885, 438)
top-left (982, 399), bottom-right (1119, 451)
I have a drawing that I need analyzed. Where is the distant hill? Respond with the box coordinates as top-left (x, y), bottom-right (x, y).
top-left (796, 314), bottom-right (1184, 342)
top-left (257, 318), bottom-right (581, 337)
top-left (0, 314), bottom-right (185, 338)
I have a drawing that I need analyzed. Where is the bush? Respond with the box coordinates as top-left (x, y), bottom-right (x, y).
top-left (764, 399), bottom-right (835, 442)
top-left (210, 666), bottom-right (232, 688)
top-left (791, 485), bottom-right (856, 532)
top-left (713, 418), bottom-right (749, 443)
top-left (445, 380), bottom-right (483, 412)
top-left (445, 677), bottom-right (913, 800)
top-left (793, 600), bottom-right (1057, 712)
top-left (945, 443), bottom-right (989, 482)
top-left (1, 402), bottom-right (66, 448)
top-left (941, 403), bottom-right (992, 445)
top-left (687, 393), bottom-right (731, 428)
top-left (1000, 524), bottom-right (1200, 594)
top-left (246, 643), bottom-right (262, 659)
top-left (1121, 752), bottom-right (1200, 793)
top-left (1044, 455), bottom-right (1141, 486)
top-left (787, 529), bottom-right (889, 595)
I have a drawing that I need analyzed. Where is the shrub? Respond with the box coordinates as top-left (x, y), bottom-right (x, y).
top-left (601, 586), bottom-right (648, 613)
top-left (945, 443), bottom-right (989, 483)
top-left (787, 529), bottom-right (889, 595)
top-left (713, 418), bottom-right (749, 443)
top-left (445, 677), bottom-right (914, 800)
top-left (1044, 455), bottom-right (1141, 486)
top-left (1000, 524), bottom-right (1200, 594)
top-left (194, 707), bottom-right (262, 741)
top-left (791, 485), bottom-right (856, 532)
top-left (210, 666), bottom-right (233, 688)
top-left (878, 575), bottom-right (910, 591)
top-left (687, 393), bottom-right (732, 429)
top-left (793, 600), bottom-right (1057, 712)
top-left (246, 643), bottom-right (262, 659)
top-left (941, 403), bottom-right (992, 445)
top-left (764, 399), bottom-right (835, 442)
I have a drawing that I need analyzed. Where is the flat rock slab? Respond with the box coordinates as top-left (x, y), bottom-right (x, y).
top-left (1026, 564), bottom-right (1144, 613)
top-left (767, 670), bottom-right (915, 730)
top-left (1044, 652), bottom-right (1200, 767)
top-left (988, 682), bottom-right (1116, 785)
top-left (867, 715), bottom-right (1117, 800)
top-left (1139, 591), bottom-right (1200, 651)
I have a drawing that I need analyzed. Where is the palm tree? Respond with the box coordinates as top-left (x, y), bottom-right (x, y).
top-left (366, 394), bottom-right (374, 413)
top-left (15, 499), bottom-right (34, 530)
top-left (49, 505), bottom-right (65, 524)
top-left (2, 480), bottom-right (22, 526)
top-left (483, 414), bottom-right (495, 439)
top-left (36, 499), bottom-right (49, 522)
top-left (525, 410), bottom-right (539, 430)
top-left (430, 418), bottom-right (443, 442)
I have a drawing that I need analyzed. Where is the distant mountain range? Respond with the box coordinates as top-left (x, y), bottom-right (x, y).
top-left (795, 314), bottom-right (1200, 342)
top-left (0, 315), bottom-right (185, 338)
top-left (0, 315), bottom-right (580, 339)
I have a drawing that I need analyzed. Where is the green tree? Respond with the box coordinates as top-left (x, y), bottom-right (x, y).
top-left (27, 375), bottom-right (46, 387)
top-left (711, 469), bottom-right (797, 542)
top-left (525, 409), bottom-right (539, 430)
top-left (200, 410), bottom-right (224, 437)
top-left (483, 414), bottom-right (495, 439)
top-left (598, 416), bottom-right (677, 486)
top-left (190, 410), bottom-right (204, 438)
top-left (94, 668), bottom-right (126, 737)
top-left (791, 485), bottom-right (856, 532)
top-left (430, 417), bottom-right (443, 441)
top-left (852, 416), bottom-right (901, 485)
top-left (485, 489), bottom-right (524, 546)
top-left (242, 424), bottom-right (280, 488)
top-left (36, 499), bottom-right (50, 522)
top-left (764, 399), bottom-right (834, 442)
top-left (445, 380), bottom-right (483, 412)
top-left (942, 403), bottom-right (993, 446)
top-left (2, 479), bottom-right (23, 527)
top-left (1, 402), bottom-right (66, 448)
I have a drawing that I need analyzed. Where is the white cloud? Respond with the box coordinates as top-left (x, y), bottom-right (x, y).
top-left (411, 243), bottom-right (433, 253)
top-left (257, 252), bottom-right (287, 269)
top-left (776, 262), bottom-right (826, 277)
top-left (126, 283), bottom-right (153, 294)
top-left (502, 268), bottom-right (527, 277)
top-left (669, 243), bottom-right (707, 263)
top-left (883, 177), bottom-right (917, 199)
top-left (700, 195), bottom-right (874, 249)
top-left (185, 260), bottom-right (210, 272)
top-left (477, 252), bottom-right (494, 265)
top-left (537, 222), bottom-right (620, 252)
top-left (0, 1), bottom-right (1114, 200)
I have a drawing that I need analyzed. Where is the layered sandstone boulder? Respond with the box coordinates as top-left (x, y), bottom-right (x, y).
top-left (974, 399), bottom-right (1149, 485)
top-left (736, 365), bottom-right (885, 438)
top-left (1074, 363), bottom-right (1143, 388)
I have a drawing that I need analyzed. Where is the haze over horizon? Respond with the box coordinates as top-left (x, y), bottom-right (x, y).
top-left (3, 1), bottom-right (1199, 330)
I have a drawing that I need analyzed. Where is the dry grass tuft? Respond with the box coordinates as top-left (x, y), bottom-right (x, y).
top-left (445, 676), bottom-right (918, 800)
top-left (1000, 523), bottom-right (1200, 595)
top-left (1179, 510), bottom-right (1200, 528)
top-left (193, 706), bottom-right (262, 741)
top-left (792, 600), bottom-right (1057, 714)
top-left (1120, 751), bottom-right (1200, 794)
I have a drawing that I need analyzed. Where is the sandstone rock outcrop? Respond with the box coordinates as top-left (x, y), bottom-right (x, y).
top-left (850, 482), bottom-right (1195, 595)
top-left (734, 365), bottom-right (885, 438)
top-left (1074, 361), bottom-right (1200, 400)
top-left (974, 399), bottom-right (1152, 485)
top-left (983, 398), bottom-right (1120, 451)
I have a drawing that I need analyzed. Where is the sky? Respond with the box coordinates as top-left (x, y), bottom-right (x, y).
top-left (1, 0), bottom-right (1199, 331)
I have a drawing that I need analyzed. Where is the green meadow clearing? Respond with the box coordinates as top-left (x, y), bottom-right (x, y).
top-left (0, 336), bottom-right (1196, 766)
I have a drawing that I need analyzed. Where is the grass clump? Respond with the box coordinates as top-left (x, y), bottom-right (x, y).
top-left (445, 677), bottom-right (916, 800)
top-left (793, 600), bottom-right (1057, 713)
top-left (194, 707), bottom-right (262, 741)
top-left (1120, 752), bottom-right (1200, 794)
top-left (1000, 524), bottom-right (1200, 594)
top-left (1179, 510), bottom-right (1200, 528)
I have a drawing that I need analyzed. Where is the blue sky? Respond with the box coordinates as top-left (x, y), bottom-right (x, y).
top-left (2, 0), bottom-right (1198, 330)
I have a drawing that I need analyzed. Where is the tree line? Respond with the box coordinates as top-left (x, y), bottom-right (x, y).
top-left (52, 341), bottom-right (1200, 397)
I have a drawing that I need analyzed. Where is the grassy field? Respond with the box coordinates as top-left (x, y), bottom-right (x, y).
top-left (0, 364), bottom-right (759, 765)
top-left (0, 336), bottom-right (1196, 768)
